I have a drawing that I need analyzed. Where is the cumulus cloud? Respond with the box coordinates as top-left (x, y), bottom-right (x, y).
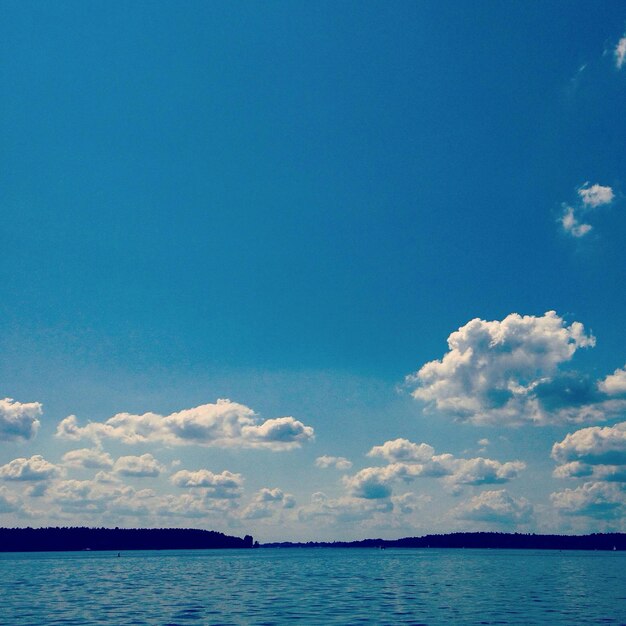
top-left (446, 458), bottom-right (526, 486)
top-left (552, 422), bottom-right (626, 483)
top-left (578, 183), bottom-right (614, 207)
top-left (0, 455), bottom-right (61, 481)
top-left (616, 35), bottom-right (626, 69)
top-left (405, 311), bottom-right (626, 426)
top-left (47, 479), bottom-right (132, 513)
top-left (551, 482), bottom-right (626, 519)
top-left (113, 454), bottom-right (165, 478)
top-left (343, 458), bottom-right (524, 499)
top-left (62, 448), bottom-right (114, 470)
top-left (315, 455), bottom-right (353, 470)
top-left (554, 462), bottom-right (626, 482)
top-left (151, 492), bottom-right (238, 519)
top-left (454, 489), bottom-right (533, 524)
top-left (242, 487), bottom-right (296, 519)
top-left (0, 486), bottom-right (21, 513)
top-left (0, 398), bottom-right (42, 441)
top-left (599, 366), bottom-right (626, 396)
top-left (43, 476), bottom-right (238, 521)
top-left (560, 183), bottom-right (615, 238)
top-left (343, 463), bottom-right (420, 499)
top-left (298, 492), bottom-right (393, 523)
top-left (56, 399), bottom-right (314, 451)
top-left (552, 422), bottom-right (626, 466)
top-left (170, 469), bottom-right (243, 498)
top-left (368, 439), bottom-right (434, 463)
top-left (344, 440), bottom-right (525, 499)
top-left (391, 492), bottom-right (431, 515)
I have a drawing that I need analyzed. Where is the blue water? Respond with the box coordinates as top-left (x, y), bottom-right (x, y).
top-left (1, 548), bottom-right (625, 625)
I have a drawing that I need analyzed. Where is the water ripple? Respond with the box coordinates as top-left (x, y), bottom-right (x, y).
top-left (0, 548), bottom-right (625, 624)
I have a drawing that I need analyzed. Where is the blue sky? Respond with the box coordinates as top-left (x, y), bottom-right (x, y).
top-left (1, 1), bottom-right (626, 541)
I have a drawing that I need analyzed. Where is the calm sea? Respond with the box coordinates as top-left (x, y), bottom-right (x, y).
top-left (1, 548), bottom-right (624, 625)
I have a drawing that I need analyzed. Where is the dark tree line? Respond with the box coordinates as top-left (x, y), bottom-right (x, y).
top-left (0, 527), bottom-right (253, 552)
top-left (263, 532), bottom-right (626, 551)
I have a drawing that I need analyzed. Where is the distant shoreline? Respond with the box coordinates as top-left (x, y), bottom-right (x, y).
top-left (0, 528), bottom-right (624, 552)
top-left (0, 527), bottom-right (253, 552)
top-left (262, 532), bottom-right (626, 551)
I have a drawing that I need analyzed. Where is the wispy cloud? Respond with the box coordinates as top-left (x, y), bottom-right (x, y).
top-left (561, 206), bottom-right (592, 238)
top-left (615, 35), bottom-right (626, 69)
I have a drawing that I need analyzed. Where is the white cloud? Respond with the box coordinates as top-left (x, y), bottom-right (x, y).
top-left (62, 448), bottom-right (114, 469)
top-left (170, 469), bottom-right (243, 498)
top-left (560, 183), bottom-right (615, 238)
top-left (0, 398), bottom-right (42, 441)
top-left (298, 492), bottom-right (393, 523)
top-left (446, 458), bottom-right (526, 486)
top-left (615, 35), bottom-right (626, 69)
top-left (344, 443), bottom-right (524, 499)
top-left (454, 489), bottom-right (533, 524)
top-left (551, 482), bottom-right (626, 519)
top-left (578, 183), bottom-right (615, 207)
top-left (560, 206), bottom-right (592, 237)
top-left (241, 487), bottom-right (296, 519)
top-left (94, 471), bottom-right (120, 484)
top-left (554, 462), bottom-right (626, 482)
top-left (43, 476), bottom-right (238, 521)
top-left (552, 422), bottom-right (626, 484)
top-left (151, 492), bottom-right (237, 519)
top-left (56, 399), bottom-right (314, 451)
top-left (113, 454), bottom-right (165, 478)
top-left (599, 365), bottom-right (626, 396)
top-left (367, 439), bottom-right (434, 463)
top-left (552, 422), bottom-right (626, 466)
top-left (406, 311), bottom-right (607, 426)
top-left (391, 492), bottom-right (430, 514)
top-left (0, 455), bottom-right (61, 481)
top-left (0, 486), bottom-right (21, 513)
top-left (108, 487), bottom-right (239, 520)
top-left (553, 461), bottom-right (594, 479)
top-left (315, 455), bottom-right (353, 470)
top-left (255, 487), bottom-right (295, 506)
top-left (343, 463), bottom-right (420, 499)
top-left (47, 479), bottom-right (132, 513)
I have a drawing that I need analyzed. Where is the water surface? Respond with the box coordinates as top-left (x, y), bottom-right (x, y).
top-left (1, 548), bottom-right (624, 625)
